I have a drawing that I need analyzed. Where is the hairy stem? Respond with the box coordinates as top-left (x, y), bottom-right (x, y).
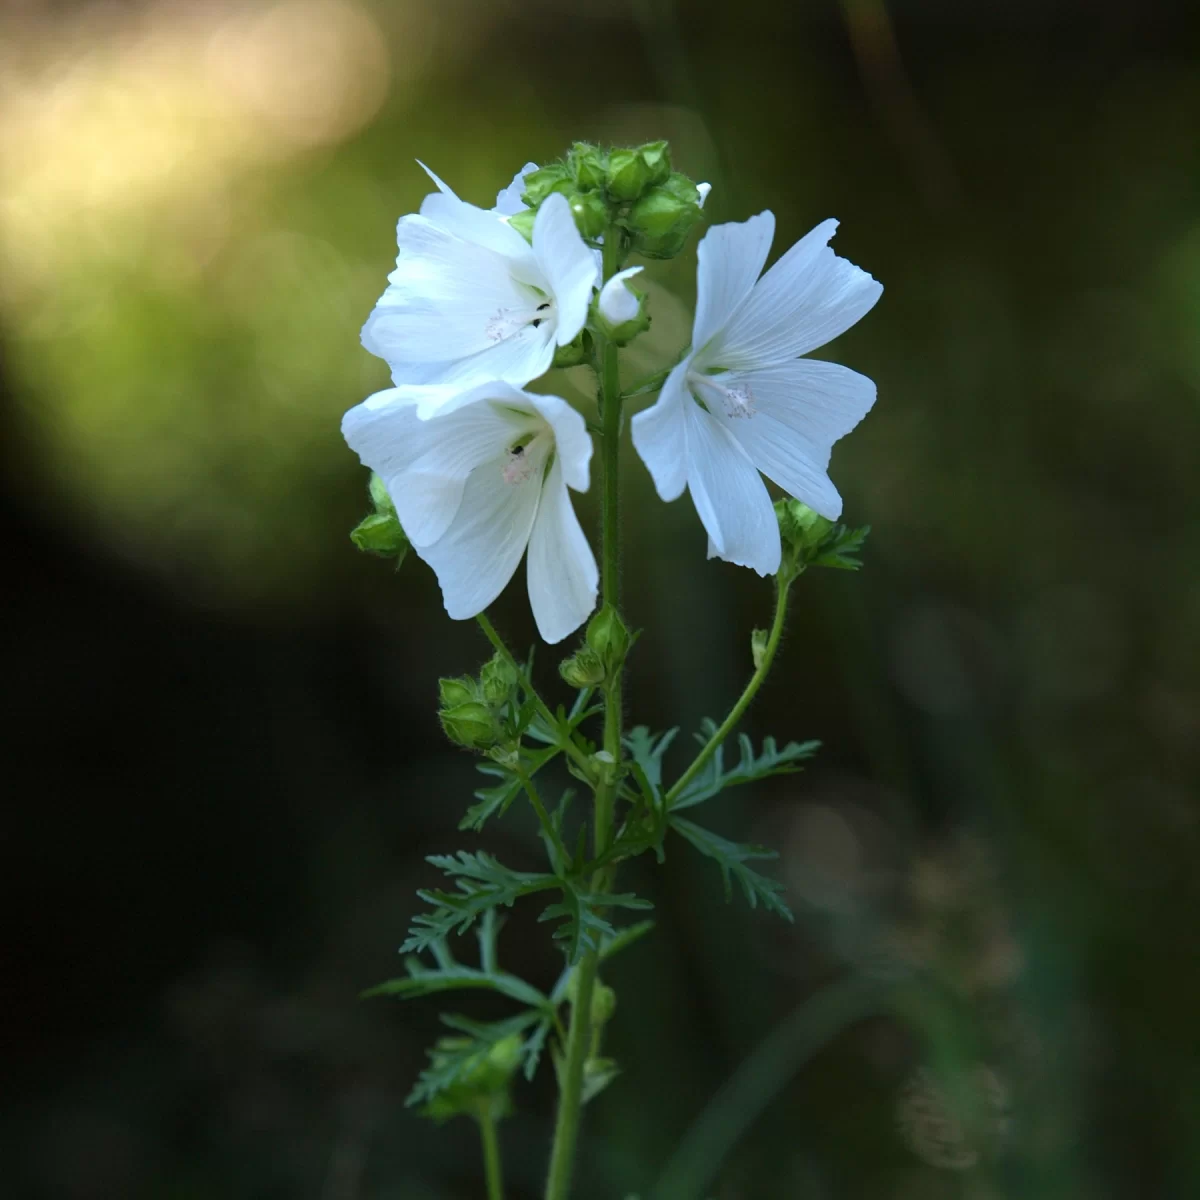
top-left (478, 1106), bottom-right (506, 1200)
top-left (664, 572), bottom-right (793, 807)
top-left (543, 230), bottom-right (626, 1200)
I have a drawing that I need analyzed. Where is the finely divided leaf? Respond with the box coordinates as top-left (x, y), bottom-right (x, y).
top-left (671, 722), bottom-right (820, 812)
top-left (670, 816), bottom-right (793, 920)
top-left (811, 523), bottom-right (870, 570)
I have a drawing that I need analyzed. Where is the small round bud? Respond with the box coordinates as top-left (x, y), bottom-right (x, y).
top-left (520, 162), bottom-right (571, 207)
top-left (567, 141), bottom-right (608, 191)
top-left (350, 511), bottom-right (408, 558)
top-left (586, 604), bottom-right (630, 667)
top-left (593, 267), bottom-right (650, 346)
top-left (438, 676), bottom-right (477, 709)
top-left (439, 700), bottom-right (498, 750)
top-left (559, 647), bottom-right (605, 688)
top-left (553, 331), bottom-right (589, 368)
top-left (590, 983), bottom-right (617, 1026)
top-left (606, 141), bottom-right (671, 201)
top-left (627, 172), bottom-right (702, 259)
top-left (479, 651), bottom-right (519, 707)
top-left (568, 190), bottom-right (608, 239)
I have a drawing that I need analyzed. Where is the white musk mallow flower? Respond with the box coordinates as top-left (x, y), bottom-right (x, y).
top-left (361, 166), bottom-right (598, 392)
top-left (631, 213), bottom-right (882, 575)
top-left (342, 381), bottom-right (598, 643)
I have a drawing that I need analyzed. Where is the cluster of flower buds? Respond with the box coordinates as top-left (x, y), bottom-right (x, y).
top-left (421, 1033), bottom-right (524, 1123)
top-left (349, 472), bottom-right (409, 567)
top-left (437, 651), bottom-right (521, 752)
top-left (558, 604), bottom-right (631, 689)
top-left (508, 140), bottom-right (706, 261)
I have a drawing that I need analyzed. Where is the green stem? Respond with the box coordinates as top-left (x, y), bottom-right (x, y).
top-left (664, 572), bottom-right (793, 807)
top-left (543, 229), bottom-right (626, 1200)
top-left (475, 613), bottom-right (592, 775)
top-left (517, 769), bottom-right (571, 871)
top-left (478, 1105), bottom-right (506, 1200)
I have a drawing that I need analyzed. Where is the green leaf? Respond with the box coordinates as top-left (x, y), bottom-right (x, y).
top-left (671, 722), bottom-right (820, 812)
top-left (600, 917), bottom-right (656, 962)
top-left (625, 725), bottom-right (678, 799)
top-left (539, 884), bottom-right (653, 967)
top-left (460, 747), bottom-right (557, 832)
top-left (810, 523), bottom-right (870, 570)
top-left (365, 911), bottom-right (552, 1009)
top-left (401, 851), bottom-right (559, 954)
top-left (670, 816), bottom-right (793, 920)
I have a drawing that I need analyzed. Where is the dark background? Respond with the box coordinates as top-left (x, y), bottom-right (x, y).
top-left (3, 0), bottom-right (1200, 1196)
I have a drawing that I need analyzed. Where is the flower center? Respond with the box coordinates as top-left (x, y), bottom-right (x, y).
top-left (688, 370), bottom-right (757, 419)
top-left (485, 299), bottom-right (553, 344)
top-left (501, 429), bottom-right (552, 485)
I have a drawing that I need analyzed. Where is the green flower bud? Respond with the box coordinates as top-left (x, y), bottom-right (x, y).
top-left (349, 511), bottom-right (408, 560)
top-left (350, 473), bottom-right (409, 563)
top-left (592, 267), bottom-right (650, 347)
top-left (586, 603), bottom-right (630, 667)
top-left (607, 140), bottom-right (672, 201)
top-left (626, 172), bottom-right (701, 259)
top-left (568, 189), bottom-right (608, 239)
top-left (559, 646), bottom-right (605, 688)
top-left (567, 141), bottom-right (608, 191)
top-left (479, 650), bottom-right (519, 707)
top-left (521, 162), bottom-right (571, 207)
top-left (438, 675), bottom-right (477, 709)
top-left (420, 1034), bottom-right (523, 1123)
top-left (506, 208), bottom-right (535, 243)
top-left (591, 983), bottom-right (617, 1026)
top-left (775, 497), bottom-right (833, 550)
top-left (553, 330), bottom-right (589, 368)
top-left (751, 627), bottom-right (769, 671)
top-left (439, 700), bottom-right (498, 750)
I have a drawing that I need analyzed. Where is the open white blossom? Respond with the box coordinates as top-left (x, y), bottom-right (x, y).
top-left (631, 213), bottom-right (882, 575)
top-left (342, 380), bottom-right (598, 643)
top-left (361, 166), bottom-right (598, 394)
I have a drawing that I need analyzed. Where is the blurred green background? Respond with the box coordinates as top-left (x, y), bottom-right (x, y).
top-left (3, 0), bottom-right (1199, 1197)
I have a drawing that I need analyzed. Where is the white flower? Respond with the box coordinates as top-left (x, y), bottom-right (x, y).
top-left (491, 162), bottom-right (537, 216)
top-left (361, 165), bottom-right (599, 394)
top-left (597, 266), bottom-right (643, 325)
top-left (696, 182), bottom-right (712, 208)
top-left (631, 212), bottom-right (882, 575)
top-left (342, 380), bottom-right (598, 643)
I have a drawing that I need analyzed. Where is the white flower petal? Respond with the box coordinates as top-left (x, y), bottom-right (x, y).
top-left (526, 456), bottom-right (599, 643)
top-left (524, 391), bottom-right (593, 493)
top-left (630, 359), bottom-right (692, 502)
top-left (682, 399), bottom-right (781, 575)
top-left (342, 386), bottom-right (531, 547)
top-left (418, 450), bottom-right (542, 620)
top-left (532, 193), bottom-right (599, 345)
top-left (691, 211), bottom-right (775, 355)
top-left (598, 266), bottom-right (643, 325)
top-left (715, 219), bottom-right (882, 365)
top-left (708, 359), bottom-right (876, 520)
top-left (696, 181), bottom-right (712, 208)
top-left (493, 162), bottom-right (537, 215)
top-left (361, 214), bottom-right (555, 388)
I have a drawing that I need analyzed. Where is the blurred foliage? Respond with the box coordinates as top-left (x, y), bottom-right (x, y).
top-left (3, 0), bottom-right (1200, 1198)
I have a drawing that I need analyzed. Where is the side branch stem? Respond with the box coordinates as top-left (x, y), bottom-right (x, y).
top-left (664, 573), bottom-right (793, 807)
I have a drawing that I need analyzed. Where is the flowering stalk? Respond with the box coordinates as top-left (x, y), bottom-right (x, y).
top-left (543, 226), bottom-right (626, 1200)
top-left (343, 142), bottom-right (883, 1200)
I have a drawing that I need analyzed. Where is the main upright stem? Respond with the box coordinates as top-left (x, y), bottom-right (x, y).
top-left (543, 231), bottom-right (625, 1200)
